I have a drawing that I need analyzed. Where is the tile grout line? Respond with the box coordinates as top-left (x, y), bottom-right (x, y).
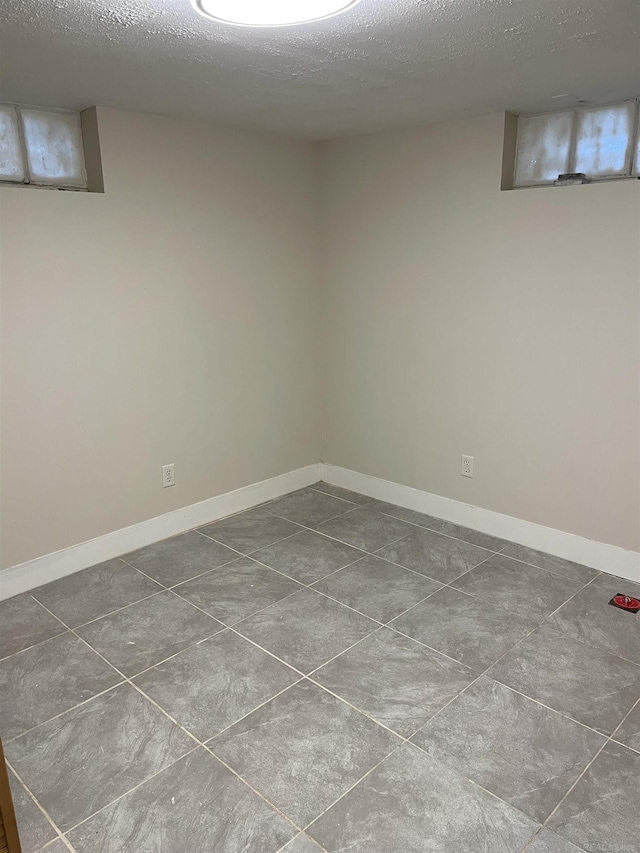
top-left (265, 503), bottom-right (363, 527)
top-left (57, 743), bottom-right (201, 838)
top-left (300, 741), bottom-right (405, 836)
top-left (197, 524), bottom-right (373, 563)
top-left (276, 834), bottom-right (331, 853)
top-left (4, 760), bottom-right (69, 851)
top-left (303, 666), bottom-right (418, 743)
top-left (244, 497), bottom-right (607, 585)
top-left (6, 487), bottom-right (633, 849)
top-left (2, 678), bottom-right (129, 745)
top-left (31, 603), bottom-right (304, 846)
top-left (519, 612), bottom-right (640, 671)
top-left (402, 574), bottom-right (616, 745)
top-left (185, 586), bottom-right (386, 684)
top-left (198, 675), bottom-right (307, 744)
top-left (10, 531), bottom-right (587, 678)
top-left (297, 723), bottom-right (545, 846)
top-left (387, 568), bottom-right (629, 680)
top-left (541, 729), bottom-right (616, 831)
top-left (9, 597), bottom-right (311, 747)
top-left (190, 517), bottom-right (520, 628)
top-left (400, 571), bottom-right (640, 836)
top-left (10, 493), bottom-right (595, 662)
top-left (5, 510), bottom-right (623, 756)
top-left (0, 600), bottom-right (70, 664)
top-left (16, 560), bottom-right (630, 840)
top-left (34, 577), bottom-right (401, 778)
top-left (609, 696), bottom-right (640, 755)
top-left (7, 503), bottom-right (616, 747)
top-left (199, 743), bottom-right (305, 836)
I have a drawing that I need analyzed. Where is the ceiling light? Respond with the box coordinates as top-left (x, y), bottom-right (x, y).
top-left (192, 0), bottom-right (360, 26)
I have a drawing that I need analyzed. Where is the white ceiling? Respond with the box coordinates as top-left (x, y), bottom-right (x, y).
top-left (2, 0), bottom-right (639, 139)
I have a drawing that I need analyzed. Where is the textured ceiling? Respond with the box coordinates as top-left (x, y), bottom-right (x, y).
top-left (1, 0), bottom-right (639, 138)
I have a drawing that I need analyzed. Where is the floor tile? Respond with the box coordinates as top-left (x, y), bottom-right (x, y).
top-left (391, 585), bottom-right (540, 670)
top-left (209, 680), bottom-right (399, 827)
top-left (525, 828), bottom-right (586, 852)
top-left (307, 743), bottom-right (539, 853)
top-left (174, 557), bottom-right (301, 624)
top-left (279, 833), bottom-right (325, 852)
top-left (41, 840), bottom-right (68, 853)
top-left (0, 594), bottom-right (66, 660)
top-left (198, 508), bottom-right (302, 554)
top-left (250, 530), bottom-right (361, 584)
top-left (425, 519), bottom-right (510, 552)
top-left (266, 488), bottom-right (356, 526)
top-left (68, 748), bottom-right (296, 853)
top-left (377, 527), bottom-right (492, 583)
top-left (452, 554), bottom-right (583, 620)
top-left (412, 677), bottom-right (605, 823)
top-left (40, 841), bottom-right (68, 853)
top-left (548, 573), bottom-right (640, 665)
top-left (312, 555), bottom-right (441, 623)
top-left (235, 588), bottom-right (378, 673)
top-left (76, 591), bottom-right (222, 677)
top-left (134, 630), bottom-right (299, 741)
top-left (316, 508), bottom-right (415, 552)
top-left (123, 530), bottom-right (238, 586)
top-left (6, 684), bottom-right (193, 833)
top-left (0, 633), bottom-right (121, 741)
top-left (310, 483), bottom-right (372, 505)
top-left (31, 559), bottom-right (162, 628)
top-left (313, 627), bottom-right (476, 737)
top-left (8, 769), bottom-right (57, 853)
top-left (500, 544), bottom-right (599, 584)
top-left (367, 500), bottom-right (438, 527)
top-left (547, 742), bottom-right (639, 853)
top-left (614, 699), bottom-right (640, 752)
top-left (488, 624), bottom-right (640, 734)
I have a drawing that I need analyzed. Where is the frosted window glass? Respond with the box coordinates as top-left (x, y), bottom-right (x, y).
top-left (574, 103), bottom-right (635, 177)
top-left (0, 105), bottom-right (24, 182)
top-left (22, 109), bottom-right (85, 186)
top-left (514, 111), bottom-right (573, 186)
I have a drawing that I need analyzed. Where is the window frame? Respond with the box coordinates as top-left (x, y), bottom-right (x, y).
top-left (513, 98), bottom-right (640, 189)
top-left (0, 103), bottom-right (88, 191)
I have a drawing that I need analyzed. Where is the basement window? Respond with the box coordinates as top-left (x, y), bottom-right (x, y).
top-left (512, 99), bottom-right (640, 188)
top-left (0, 104), bottom-right (87, 190)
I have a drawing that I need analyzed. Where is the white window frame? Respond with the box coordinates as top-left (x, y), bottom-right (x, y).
top-left (0, 103), bottom-right (87, 191)
top-left (513, 98), bottom-right (640, 188)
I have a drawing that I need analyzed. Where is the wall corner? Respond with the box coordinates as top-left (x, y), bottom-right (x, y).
top-left (80, 106), bottom-right (105, 193)
top-left (500, 111), bottom-right (518, 191)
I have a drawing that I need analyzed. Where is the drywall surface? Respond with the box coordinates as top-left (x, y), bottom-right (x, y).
top-left (319, 112), bottom-right (640, 551)
top-left (0, 107), bottom-right (320, 568)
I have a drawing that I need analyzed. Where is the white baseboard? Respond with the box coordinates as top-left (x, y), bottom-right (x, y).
top-left (321, 464), bottom-right (640, 584)
top-left (3, 460), bottom-right (638, 601)
top-left (0, 464), bottom-right (321, 601)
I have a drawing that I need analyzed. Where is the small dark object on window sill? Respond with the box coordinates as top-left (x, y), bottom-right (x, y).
top-left (554, 173), bottom-right (589, 186)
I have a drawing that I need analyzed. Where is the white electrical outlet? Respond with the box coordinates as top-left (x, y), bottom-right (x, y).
top-left (461, 455), bottom-right (474, 478)
top-left (162, 463), bottom-right (175, 488)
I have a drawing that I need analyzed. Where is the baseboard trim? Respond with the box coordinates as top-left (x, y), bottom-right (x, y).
top-left (3, 461), bottom-right (638, 600)
top-left (0, 464), bottom-right (321, 600)
top-left (321, 464), bottom-right (640, 584)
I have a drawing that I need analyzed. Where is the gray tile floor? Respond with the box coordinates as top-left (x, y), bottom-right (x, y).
top-left (1, 482), bottom-right (639, 853)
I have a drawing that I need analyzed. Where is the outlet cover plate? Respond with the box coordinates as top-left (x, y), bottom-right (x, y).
top-left (162, 463), bottom-right (175, 488)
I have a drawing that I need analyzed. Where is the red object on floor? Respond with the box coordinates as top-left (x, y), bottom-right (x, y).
top-left (609, 594), bottom-right (640, 613)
